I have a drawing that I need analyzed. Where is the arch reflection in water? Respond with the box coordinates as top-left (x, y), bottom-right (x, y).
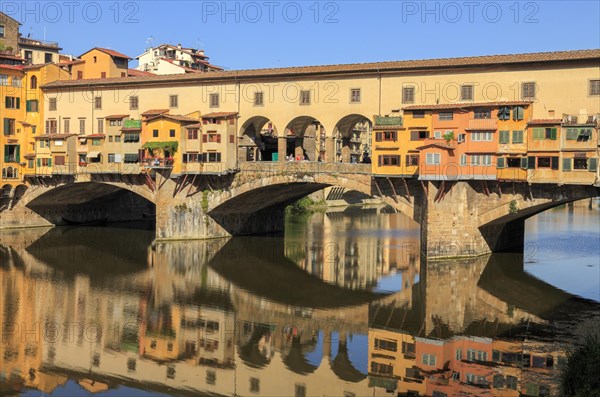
top-left (0, 206), bottom-right (598, 397)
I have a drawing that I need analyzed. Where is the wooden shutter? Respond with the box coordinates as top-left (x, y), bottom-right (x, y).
top-left (499, 130), bottom-right (509, 144)
top-left (550, 128), bottom-right (557, 140)
top-left (217, 135), bottom-right (221, 143)
top-left (589, 158), bottom-right (598, 172)
top-left (16, 98), bottom-right (20, 109)
top-left (497, 157), bottom-right (505, 168)
top-left (566, 128), bottom-right (577, 140)
top-left (375, 132), bottom-right (382, 142)
top-left (532, 128), bottom-right (543, 140)
top-left (527, 157), bottom-right (536, 169)
top-left (520, 157), bottom-right (528, 169)
top-left (37, 158), bottom-right (41, 167)
top-left (551, 157), bottom-right (559, 170)
top-left (202, 134), bottom-right (208, 143)
top-left (562, 158), bottom-right (572, 171)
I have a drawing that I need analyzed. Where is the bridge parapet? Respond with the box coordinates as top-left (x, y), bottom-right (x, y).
top-left (239, 161), bottom-right (372, 176)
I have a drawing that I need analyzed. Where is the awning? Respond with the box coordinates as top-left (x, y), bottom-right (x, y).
top-left (87, 151), bottom-right (101, 158)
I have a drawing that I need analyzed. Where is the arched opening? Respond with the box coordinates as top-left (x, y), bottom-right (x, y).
top-left (11, 184), bottom-right (28, 208)
top-left (239, 116), bottom-right (279, 162)
top-left (1, 184), bottom-right (13, 211)
top-left (30, 75), bottom-right (38, 89)
top-left (25, 182), bottom-right (155, 228)
top-left (284, 116), bottom-right (326, 162)
top-left (2, 166), bottom-right (19, 180)
top-left (332, 114), bottom-right (373, 164)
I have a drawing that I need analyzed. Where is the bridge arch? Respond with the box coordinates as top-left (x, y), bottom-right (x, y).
top-left (332, 114), bottom-right (373, 164)
top-left (284, 116), bottom-right (327, 162)
top-left (238, 115), bottom-right (280, 162)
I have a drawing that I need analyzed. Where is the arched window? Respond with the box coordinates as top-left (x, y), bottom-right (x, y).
top-left (30, 75), bottom-right (37, 89)
top-left (2, 166), bottom-right (18, 179)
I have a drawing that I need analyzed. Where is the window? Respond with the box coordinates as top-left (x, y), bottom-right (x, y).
top-left (183, 153), bottom-right (200, 163)
top-left (566, 128), bottom-right (592, 142)
top-left (115, 135), bottom-right (121, 143)
top-left (499, 130), bottom-right (510, 144)
top-left (202, 152), bottom-right (222, 162)
top-left (521, 81), bottom-right (536, 99)
top-left (26, 100), bottom-right (39, 112)
top-left (405, 154), bottom-right (419, 166)
top-left (506, 375), bottom-right (518, 390)
top-left (4, 96), bottom-right (19, 109)
top-left (254, 91), bottom-right (264, 106)
top-left (512, 130), bottom-right (524, 143)
top-left (153, 129), bottom-right (159, 138)
top-left (77, 71), bottom-right (83, 80)
top-left (169, 129), bottom-right (176, 138)
top-left (512, 106), bottom-right (525, 121)
top-left (413, 110), bottom-right (425, 118)
top-left (0, 24), bottom-right (4, 38)
top-left (94, 96), bottom-right (102, 110)
top-left (92, 139), bottom-right (101, 146)
top-left (206, 370), bottom-right (216, 385)
top-left (537, 157), bottom-right (551, 168)
top-left (461, 84), bottom-right (473, 101)
top-left (45, 53), bottom-right (53, 63)
top-left (3, 145), bottom-right (20, 163)
top-left (460, 154), bottom-right (467, 166)
top-left (497, 157), bottom-right (506, 168)
top-left (63, 119), bottom-right (70, 134)
top-left (54, 155), bottom-right (65, 166)
top-left (457, 133), bottom-right (466, 143)
top-left (124, 132), bottom-right (140, 142)
top-left (109, 119), bottom-right (122, 127)
top-left (422, 353), bottom-right (436, 366)
top-left (532, 127), bottom-right (557, 140)
top-left (0, 74), bottom-right (7, 85)
top-left (426, 153), bottom-right (441, 165)
top-left (300, 90), bottom-right (311, 105)
top-left (167, 366), bottom-right (175, 379)
top-left (187, 129), bottom-right (199, 140)
top-left (97, 119), bottom-right (104, 134)
top-left (434, 131), bottom-right (442, 139)
top-left (432, 392), bottom-right (447, 397)
top-left (473, 108), bottom-right (491, 119)
top-left (410, 130), bottom-right (429, 140)
top-left (124, 154), bottom-right (138, 163)
top-left (101, 72), bottom-right (106, 79)
top-left (108, 154), bottom-right (116, 163)
top-left (456, 349), bottom-right (462, 360)
top-left (79, 119), bottom-right (86, 134)
top-left (402, 341), bottom-right (416, 355)
top-left (470, 131), bottom-right (493, 141)
top-left (590, 79), bottom-right (600, 96)
top-left (466, 349), bottom-right (489, 362)
top-left (209, 93), bottom-right (219, 108)
top-left (169, 94), bottom-right (178, 108)
top-left (375, 131), bottom-right (397, 142)
top-left (30, 75), bottom-right (38, 89)
top-left (3, 118), bottom-right (15, 135)
top-left (350, 88), bottom-right (361, 103)
top-left (370, 362), bottom-right (393, 375)
top-left (130, 96), bottom-right (139, 110)
top-left (39, 140), bottom-right (49, 149)
top-left (11, 77), bottom-right (21, 87)
top-left (250, 378), bottom-right (260, 393)
top-left (438, 112), bottom-right (453, 121)
top-left (203, 133), bottom-right (222, 143)
top-left (375, 338), bottom-right (398, 352)
top-left (402, 86), bottom-right (415, 103)
top-left (470, 155), bottom-right (492, 166)
top-left (167, 343), bottom-right (173, 351)
top-left (127, 358), bottom-right (136, 372)
top-left (573, 157), bottom-right (588, 170)
top-left (2, 166), bottom-right (18, 179)
top-left (45, 119), bottom-right (57, 134)
top-left (498, 106), bottom-right (511, 120)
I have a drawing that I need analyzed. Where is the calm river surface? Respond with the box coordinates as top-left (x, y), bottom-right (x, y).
top-left (1, 200), bottom-right (598, 397)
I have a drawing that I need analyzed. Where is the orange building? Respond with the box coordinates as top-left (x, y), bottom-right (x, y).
top-left (71, 47), bottom-right (131, 80)
top-left (526, 119), bottom-right (561, 183)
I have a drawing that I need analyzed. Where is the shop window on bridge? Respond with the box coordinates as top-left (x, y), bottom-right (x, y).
top-left (532, 127), bottom-right (557, 140)
top-left (412, 110), bottom-right (425, 119)
top-left (406, 154), bottom-right (419, 166)
top-left (536, 157), bottom-right (558, 169)
top-left (374, 338), bottom-right (397, 352)
top-left (512, 130), bottom-right (524, 143)
top-left (469, 155), bottom-right (492, 166)
top-left (375, 131), bottom-right (397, 142)
top-left (499, 130), bottom-right (510, 144)
top-left (124, 154), bottom-right (139, 163)
top-left (473, 108), bottom-right (492, 119)
top-left (438, 112), bottom-right (453, 121)
top-left (470, 131), bottom-right (493, 141)
top-left (202, 152), bottom-right (222, 163)
top-left (183, 153), bottom-right (200, 163)
top-left (565, 128), bottom-right (592, 142)
top-left (2, 166), bottom-right (18, 179)
top-left (572, 156), bottom-right (597, 171)
top-left (426, 153), bottom-right (441, 165)
top-left (123, 132), bottom-right (140, 143)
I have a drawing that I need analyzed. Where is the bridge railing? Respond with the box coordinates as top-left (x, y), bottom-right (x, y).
top-left (239, 161), bottom-right (372, 176)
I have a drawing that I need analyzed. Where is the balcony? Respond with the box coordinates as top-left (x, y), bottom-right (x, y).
top-left (562, 113), bottom-right (599, 126)
top-left (466, 118), bottom-right (498, 131)
top-left (374, 116), bottom-right (403, 127)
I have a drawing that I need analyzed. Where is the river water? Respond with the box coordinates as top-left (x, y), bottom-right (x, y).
top-left (0, 200), bottom-right (598, 397)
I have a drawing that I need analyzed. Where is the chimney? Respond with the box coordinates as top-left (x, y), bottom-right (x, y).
top-left (177, 44), bottom-right (182, 49)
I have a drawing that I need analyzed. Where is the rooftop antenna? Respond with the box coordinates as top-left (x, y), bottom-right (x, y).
top-left (146, 36), bottom-right (155, 50)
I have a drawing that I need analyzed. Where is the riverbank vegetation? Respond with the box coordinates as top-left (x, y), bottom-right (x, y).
top-left (285, 197), bottom-right (327, 216)
top-left (560, 334), bottom-right (600, 397)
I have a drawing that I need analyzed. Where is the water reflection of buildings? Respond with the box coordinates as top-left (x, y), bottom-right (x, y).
top-left (1, 224), bottom-right (598, 397)
top-left (286, 209), bottom-right (420, 291)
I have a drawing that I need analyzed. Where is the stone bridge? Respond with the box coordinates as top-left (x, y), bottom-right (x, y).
top-left (1, 162), bottom-right (599, 258)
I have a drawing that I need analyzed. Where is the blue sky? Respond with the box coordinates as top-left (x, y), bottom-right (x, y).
top-left (4, 0), bottom-right (600, 69)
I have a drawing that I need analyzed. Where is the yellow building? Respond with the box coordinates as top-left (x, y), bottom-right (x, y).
top-left (72, 47), bottom-right (131, 80)
top-left (496, 103), bottom-right (533, 181)
top-left (1, 65), bottom-right (25, 187)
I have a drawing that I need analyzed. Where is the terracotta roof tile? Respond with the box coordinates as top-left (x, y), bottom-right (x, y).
top-left (184, 123), bottom-right (203, 129)
top-left (81, 47), bottom-right (131, 60)
top-left (403, 101), bottom-right (532, 111)
top-left (201, 112), bottom-right (238, 118)
top-left (42, 49), bottom-right (600, 89)
top-left (34, 134), bottom-right (75, 140)
top-left (416, 142), bottom-right (456, 151)
top-left (128, 68), bottom-right (154, 77)
top-left (104, 114), bottom-right (130, 120)
top-left (120, 127), bottom-right (142, 132)
top-left (84, 134), bottom-right (106, 138)
top-left (145, 114), bottom-right (199, 123)
top-left (141, 109), bottom-right (170, 116)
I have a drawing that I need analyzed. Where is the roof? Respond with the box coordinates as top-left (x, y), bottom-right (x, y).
top-left (146, 114), bottom-right (199, 123)
top-left (80, 47), bottom-right (132, 60)
top-left (0, 11), bottom-right (22, 25)
top-left (184, 123), bottom-right (203, 129)
top-left (141, 109), bottom-right (169, 116)
top-left (59, 59), bottom-right (85, 66)
top-left (104, 114), bottom-right (129, 120)
top-left (83, 134), bottom-right (106, 138)
top-left (42, 49), bottom-right (600, 89)
top-left (0, 64), bottom-right (24, 71)
top-left (374, 115), bottom-right (403, 127)
top-left (403, 101), bottom-right (532, 111)
top-left (415, 142), bottom-right (456, 150)
top-left (528, 119), bottom-right (562, 125)
top-left (127, 68), bottom-right (154, 77)
top-left (34, 134), bottom-right (75, 140)
top-left (120, 127), bottom-right (142, 132)
top-left (201, 112), bottom-right (238, 118)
